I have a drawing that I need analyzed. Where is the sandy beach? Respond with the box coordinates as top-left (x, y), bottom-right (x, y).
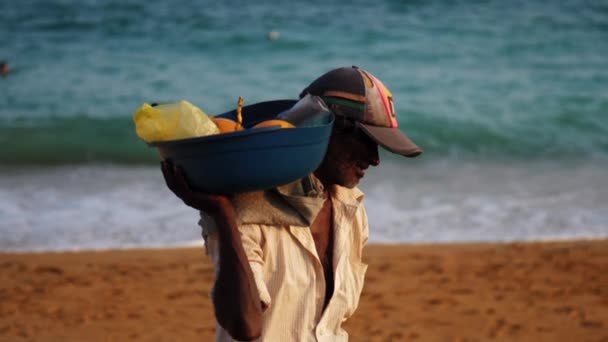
top-left (1, 240), bottom-right (606, 342)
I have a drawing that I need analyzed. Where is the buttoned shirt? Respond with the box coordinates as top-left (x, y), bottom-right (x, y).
top-left (199, 178), bottom-right (369, 342)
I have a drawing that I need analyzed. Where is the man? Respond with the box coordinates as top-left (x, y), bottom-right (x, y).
top-left (162, 66), bottom-right (422, 341)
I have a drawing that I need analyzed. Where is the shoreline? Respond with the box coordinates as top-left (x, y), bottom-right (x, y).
top-left (3, 235), bottom-right (608, 254)
top-left (3, 160), bottom-right (607, 252)
top-left (1, 239), bottom-right (606, 341)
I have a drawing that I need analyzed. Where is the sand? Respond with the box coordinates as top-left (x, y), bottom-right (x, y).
top-left (1, 240), bottom-right (607, 342)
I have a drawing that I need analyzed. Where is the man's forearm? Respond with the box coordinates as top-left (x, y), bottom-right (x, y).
top-left (212, 211), bottom-right (263, 341)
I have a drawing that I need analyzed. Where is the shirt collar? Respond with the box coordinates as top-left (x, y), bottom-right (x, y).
top-left (232, 175), bottom-right (365, 227)
top-left (276, 174), bottom-right (365, 220)
top-left (330, 183), bottom-right (365, 208)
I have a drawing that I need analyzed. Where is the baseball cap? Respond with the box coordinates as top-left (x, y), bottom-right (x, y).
top-left (300, 66), bottom-right (422, 157)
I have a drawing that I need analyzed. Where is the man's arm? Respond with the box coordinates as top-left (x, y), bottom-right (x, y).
top-left (211, 206), bottom-right (263, 341)
top-left (161, 162), bottom-right (262, 341)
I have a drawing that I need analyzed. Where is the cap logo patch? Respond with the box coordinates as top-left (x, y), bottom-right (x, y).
top-left (369, 74), bottom-right (399, 128)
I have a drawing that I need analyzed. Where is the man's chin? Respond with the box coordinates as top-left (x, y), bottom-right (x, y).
top-left (341, 178), bottom-right (360, 189)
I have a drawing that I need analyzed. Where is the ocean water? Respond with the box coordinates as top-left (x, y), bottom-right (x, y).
top-left (1, 0), bottom-right (607, 251)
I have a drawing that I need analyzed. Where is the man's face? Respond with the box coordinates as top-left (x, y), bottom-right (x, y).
top-left (315, 123), bottom-right (380, 189)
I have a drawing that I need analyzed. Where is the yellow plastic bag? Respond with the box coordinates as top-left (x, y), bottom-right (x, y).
top-left (133, 100), bottom-right (220, 142)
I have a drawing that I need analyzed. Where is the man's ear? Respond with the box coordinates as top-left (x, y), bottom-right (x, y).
top-left (333, 116), bottom-right (357, 133)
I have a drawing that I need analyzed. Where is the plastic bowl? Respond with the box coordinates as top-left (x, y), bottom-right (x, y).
top-left (149, 100), bottom-right (334, 194)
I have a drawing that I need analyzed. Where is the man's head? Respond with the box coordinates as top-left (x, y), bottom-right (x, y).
top-left (302, 66), bottom-right (422, 188)
top-left (314, 116), bottom-right (380, 188)
top-left (0, 61), bottom-right (8, 76)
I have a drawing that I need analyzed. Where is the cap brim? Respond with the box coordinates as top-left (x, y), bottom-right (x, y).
top-left (358, 123), bottom-right (423, 157)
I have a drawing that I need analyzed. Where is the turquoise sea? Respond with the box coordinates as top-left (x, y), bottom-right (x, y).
top-left (1, 0), bottom-right (607, 251)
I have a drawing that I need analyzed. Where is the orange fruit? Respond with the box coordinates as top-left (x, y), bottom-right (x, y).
top-left (252, 119), bottom-right (295, 129)
top-left (212, 117), bottom-right (244, 133)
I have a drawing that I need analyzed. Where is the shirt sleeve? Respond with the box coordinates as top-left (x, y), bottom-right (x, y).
top-left (198, 213), bottom-right (272, 310)
top-left (238, 223), bottom-right (272, 310)
top-left (198, 211), bottom-right (217, 257)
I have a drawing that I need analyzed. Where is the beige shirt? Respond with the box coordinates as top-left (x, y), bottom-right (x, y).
top-left (200, 178), bottom-right (369, 342)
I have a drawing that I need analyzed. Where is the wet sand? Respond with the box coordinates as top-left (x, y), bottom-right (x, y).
top-left (1, 240), bottom-right (606, 341)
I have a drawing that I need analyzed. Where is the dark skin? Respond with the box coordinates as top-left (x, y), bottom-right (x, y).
top-left (161, 121), bottom-right (379, 341)
top-left (309, 196), bottom-right (335, 308)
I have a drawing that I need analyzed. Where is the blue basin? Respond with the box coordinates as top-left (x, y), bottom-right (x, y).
top-left (150, 100), bottom-right (334, 194)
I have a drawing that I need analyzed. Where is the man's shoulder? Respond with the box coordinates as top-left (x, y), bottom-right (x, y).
top-left (231, 190), bottom-right (308, 227)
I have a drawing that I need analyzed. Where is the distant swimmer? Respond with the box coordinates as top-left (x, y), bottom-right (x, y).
top-left (0, 61), bottom-right (9, 77)
top-left (267, 30), bottom-right (280, 41)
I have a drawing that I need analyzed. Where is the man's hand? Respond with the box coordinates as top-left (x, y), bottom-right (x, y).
top-left (160, 161), bottom-right (233, 214)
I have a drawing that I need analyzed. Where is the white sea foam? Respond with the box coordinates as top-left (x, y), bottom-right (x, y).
top-left (361, 158), bottom-right (608, 243)
top-left (0, 165), bottom-right (202, 252)
top-left (0, 159), bottom-right (607, 252)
